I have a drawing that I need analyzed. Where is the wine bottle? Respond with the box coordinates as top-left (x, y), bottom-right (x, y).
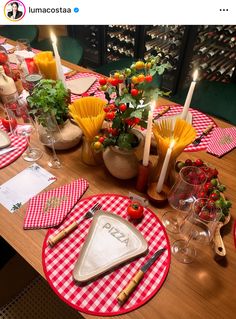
top-left (224, 66), bottom-right (235, 81)
top-left (215, 60), bottom-right (235, 77)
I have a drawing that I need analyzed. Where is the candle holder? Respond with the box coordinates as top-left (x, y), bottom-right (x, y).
top-left (147, 182), bottom-right (170, 207)
top-left (135, 161), bottom-right (152, 193)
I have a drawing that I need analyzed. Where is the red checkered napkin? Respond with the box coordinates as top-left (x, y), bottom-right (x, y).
top-left (207, 127), bottom-right (236, 157)
top-left (24, 179), bottom-right (89, 229)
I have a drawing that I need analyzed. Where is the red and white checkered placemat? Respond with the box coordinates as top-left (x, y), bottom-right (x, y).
top-left (67, 72), bottom-right (105, 102)
top-left (24, 179), bottom-right (89, 229)
top-left (153, 105), bottom-right (217, 152)
top-left (42, 194), bottom-right (170, 316)
top-left (0, 123), bottom-right (28, 169)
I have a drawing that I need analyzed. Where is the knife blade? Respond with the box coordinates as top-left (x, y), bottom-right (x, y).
top-left (117, 248), bottom-right (166, 305)
top-left (0, 146), bottom-right (17, 155)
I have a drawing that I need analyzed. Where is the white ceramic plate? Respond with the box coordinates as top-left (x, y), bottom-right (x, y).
top-left (73, 211), bottom-right (148, 283)
top-left (0, 129), bottom-right (11, 149)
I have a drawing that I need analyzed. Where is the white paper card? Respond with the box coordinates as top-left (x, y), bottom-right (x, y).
top-left (62, 65), bottom-right (72, 74)
top-left (2, 43), bottom-right (14, 51)
top-left (0, 164), bottom-right (56, 213)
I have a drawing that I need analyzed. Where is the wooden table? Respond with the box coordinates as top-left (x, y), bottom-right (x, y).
top-left (1, 39), bottom-right (236, 319)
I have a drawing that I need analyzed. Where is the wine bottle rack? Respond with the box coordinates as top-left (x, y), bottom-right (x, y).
top-left (105, 25), bottom-right (138, 62)
top-left (68, 25), bottom-right (236, 94)
top-left (67, 26), bottom-right (106, 68)
top-left (140, 25), bottom-right (188, 93)
top-left (187, 25), bottom-right (236, 84)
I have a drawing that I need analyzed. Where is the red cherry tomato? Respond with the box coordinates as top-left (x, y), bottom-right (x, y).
top-left (195, 159), bottom-right (204, 166)
top-left (127, 202), bottom-right (144, 220)
top-left (105, 111), bottom-right (115, 120)
top-left (133, 117), bottom-right (140, 124)
top-left (204, 182), bottom-right (214, 193)
top-left (185, 159), bottom-right (193, 166)
top-left (1, 118), bottom-right (17, 131)
top-left (110, 78), bottom-right (119, 86)
top-left (131, 88), bottom-right (139, 96)
top-left (99, 77), bottom-right (107, 86)
top-left (108, 103), bottom-right (116, 110)
top-left (98, 136), bottom-right (105, 143)
top-left (119, 104), bottom-right (127, 112)
top-left (145, 75), bottom-right (153, 82)
top-left (0, 52), bottom-right (8, 64)
top-left (209, 192), bottom-right (220, 201)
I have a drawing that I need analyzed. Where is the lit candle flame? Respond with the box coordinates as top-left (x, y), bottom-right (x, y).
top-left (50, 32), bottom-right (57, 44)
top-left (170, 139), bottom-right (175, 149)
top-left (193, 70), bottom-right (198, 81)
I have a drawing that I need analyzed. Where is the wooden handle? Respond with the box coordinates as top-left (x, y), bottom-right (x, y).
top-left (65, 70), bottom-right (77, 79)
top-left (214, 224), bottom-right (226, 257)
top-left (159, 106), bottom-right (170, 116)
top-left (203, 124), bottom-right (214, 135)
top-left (117, 270), bottom-right (144, 305)
top-left (48, 221), bottom-right (78, 247)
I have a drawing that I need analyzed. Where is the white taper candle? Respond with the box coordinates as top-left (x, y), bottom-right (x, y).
top-left (142, 101), bottom-right (155, 166)
top-left (181, 70), bottom-right (198, 120)
top-left (50, 32), bottom-right (66, 87)
top-left (156, 140), bottom-right (175, 193)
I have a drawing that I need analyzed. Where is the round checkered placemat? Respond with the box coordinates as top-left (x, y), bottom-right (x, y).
top-left (153, 105), bottom-right (217, 152)
top-left (42, 194), bottom-right (171, 316)
top-left (67, 72), bottom-right (105, 102)
top-left (0, 123), bottom-right (28, 169)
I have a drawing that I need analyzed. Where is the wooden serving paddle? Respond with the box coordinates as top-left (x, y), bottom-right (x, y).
top-left (213, 214), bottom-right (230, 257)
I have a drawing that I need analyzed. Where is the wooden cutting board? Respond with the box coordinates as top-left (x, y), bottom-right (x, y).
top-left (66, 76), bottom-right (97, 95)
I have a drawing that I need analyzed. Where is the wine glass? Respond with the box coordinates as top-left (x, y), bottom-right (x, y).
top-left (36, 113), bottom-right (62, 169)
top-left (162, 166), bottom-right (206, 233)
top-left (171, 198), bottom-right (222, 263)
top-left (4, 101), bottom-right (43, 162)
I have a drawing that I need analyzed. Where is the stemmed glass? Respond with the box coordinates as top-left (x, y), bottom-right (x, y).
top-left (36, 113), bottom-right (62, 169)
top-left (162, 166), bottom-right (206, 233)
top-left (4, 101), bottom-right (43, 162)
top-left (171, 198), bottom-right (222, 263)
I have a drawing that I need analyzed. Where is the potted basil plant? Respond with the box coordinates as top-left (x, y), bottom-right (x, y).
top-left (27, 79), bottom-right (82, 150)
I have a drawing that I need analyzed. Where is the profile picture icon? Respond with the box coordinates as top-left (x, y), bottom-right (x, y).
top-left (4, 0), bottom-right (26, 21)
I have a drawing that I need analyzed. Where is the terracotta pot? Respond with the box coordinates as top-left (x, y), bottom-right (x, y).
top-left (102, 130), bottom-right (144, 180)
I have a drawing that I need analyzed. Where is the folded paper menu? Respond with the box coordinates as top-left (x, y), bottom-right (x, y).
top-left (24, 178), bottom-right (89, 229)
top-left (0, 164), bottom-right (56, 213)
top-left (207, 127), bottom-right (236, 157)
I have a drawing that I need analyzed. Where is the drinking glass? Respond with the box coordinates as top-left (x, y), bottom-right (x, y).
top-left (171, 198), bottom-right (222, 263)
top-left (162, 166), bottom-right (206, 233)
top-left (36, 113), bottom-right (62, 169)
top-left (4, 101), bottom-right (43, 162)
